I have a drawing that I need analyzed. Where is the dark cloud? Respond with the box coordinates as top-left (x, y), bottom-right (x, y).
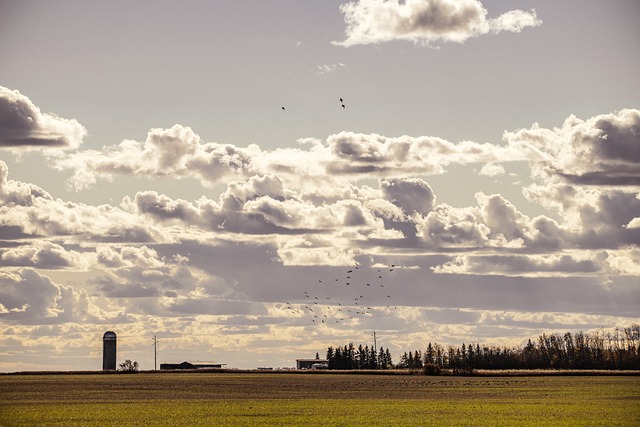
top-left (0, 86), bottom-right (86, 150)
top-left (506, 109), bottom-right (640, 186)
top-left (557, 169), bottom-right (640, 186)
top-left (403, 0), bottom-right (484, 35)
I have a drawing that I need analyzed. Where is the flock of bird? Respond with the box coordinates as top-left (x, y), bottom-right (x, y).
top-left (282, 97), bottom-right (346, 111)
top-left (280, 97), bottom-right (398, 326)
top-left (282, 263), bottom-right (397, 326)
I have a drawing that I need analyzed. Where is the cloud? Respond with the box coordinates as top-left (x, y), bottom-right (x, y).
top-left (504, 109), bottom-right (640, 186)
top-left (0, 241), bottom-right (94, 270)
top-left (414, 192), bottom-right (538, 250)
top-left (433, 247), bottom-right (640, 278)
top-left (523, 184), bottom-right (640, 249)
top-left (96, 245), bottom-right (168, 269)
top-left (0, 86), bottom-right (86, 150)
top-left (45, 108), bottom-right (636, 193)
top-left (478, 162), bottom-right (505, 177)
top-left (54, 124), bottom-right (256, 191)
top-left (6, 106), bottom-right (633, 274)
top-left (324, 131), bottom-right (513, 176)
top-left (0, 160), bottom-right (165, 243)
top-left (53, 125), bottom-right (520, 192)
top-left (0, 269), bottom-right (95, 324)
top-left (333, 0), bottom-right (541, 47)
top-left (381, 177), bottom-right (435, 215)
top-left (132, 174), bottom-right (382, 236)
top-left (432, 253), bottom-right (603, 277)
top-left (314, 63), bottom-right (347, 75)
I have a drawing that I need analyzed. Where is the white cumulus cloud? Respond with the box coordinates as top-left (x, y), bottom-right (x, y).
top-left (333, 0), bottom-right (541, 47)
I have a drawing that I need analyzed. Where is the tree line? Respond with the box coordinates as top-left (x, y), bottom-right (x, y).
top-left (326, 343), bottom-right (393, 370)
top-left (325, 324), bottom-right (640, 372)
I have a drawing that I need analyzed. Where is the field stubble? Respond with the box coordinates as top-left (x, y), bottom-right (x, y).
top-left (1, 372), bottom-right (639, 426)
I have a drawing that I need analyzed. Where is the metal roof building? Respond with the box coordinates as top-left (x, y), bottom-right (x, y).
top-left (160, 361), bottom-right (226, 370)
top-left (296, 359), bottom-right (329, 370)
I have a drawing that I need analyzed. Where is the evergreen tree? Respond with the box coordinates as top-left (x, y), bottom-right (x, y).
top-left (425, 343), bottom-right (434, 365)
top-left (326, 347), bottom-right (335, 369)
top-left (377, 347), bottom-right (384, 369)
top-left (399, 351), bottom-right (408, 368)
top-left (334, 347), bottom-right (343, 369)
top-left (367, 345), bottom-right (377, 369)
top-left (385, 348), bottom-right (393, 369)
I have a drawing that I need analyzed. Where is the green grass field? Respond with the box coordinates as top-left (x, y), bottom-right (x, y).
top-left (1, 372), bottom-right (639, 426)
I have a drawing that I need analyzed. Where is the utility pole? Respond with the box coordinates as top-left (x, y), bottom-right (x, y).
top-left (372, 331), bottom-right (377, 368)
top-left (152, 335), bottom-right (158, 371)
top-left (372, 331), bottom-right (377, 354)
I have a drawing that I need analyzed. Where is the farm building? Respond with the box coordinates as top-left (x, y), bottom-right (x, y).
top-left (160, 361), bottom-right (226, 370)
top-left (296, 359), bottom-right (329, 370)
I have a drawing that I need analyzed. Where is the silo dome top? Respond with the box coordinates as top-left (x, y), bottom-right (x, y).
top-left (103, 331), bottom-right (117, 340)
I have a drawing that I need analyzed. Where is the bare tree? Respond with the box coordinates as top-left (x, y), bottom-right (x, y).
top-left (118, 359), bottom-right (139, 373)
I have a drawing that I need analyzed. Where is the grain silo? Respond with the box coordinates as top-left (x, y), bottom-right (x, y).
top-left (102, 331), bottom-right (117, 370)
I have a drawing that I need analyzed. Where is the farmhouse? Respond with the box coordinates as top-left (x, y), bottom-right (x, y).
top-left (296, 359), bottom-right (329, 370)
top-left (160, 361), bottom-right (226, 370)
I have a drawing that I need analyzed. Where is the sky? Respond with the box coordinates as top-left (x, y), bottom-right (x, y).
top-left (0, 0), bottom-right (639, 371)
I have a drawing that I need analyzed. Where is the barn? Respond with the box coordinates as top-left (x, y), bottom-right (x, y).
top-left (160, 361), bottom-right (226, 370)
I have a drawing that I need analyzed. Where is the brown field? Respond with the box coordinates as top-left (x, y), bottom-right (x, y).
top-left (1, 371), bottom-right (639, 426)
